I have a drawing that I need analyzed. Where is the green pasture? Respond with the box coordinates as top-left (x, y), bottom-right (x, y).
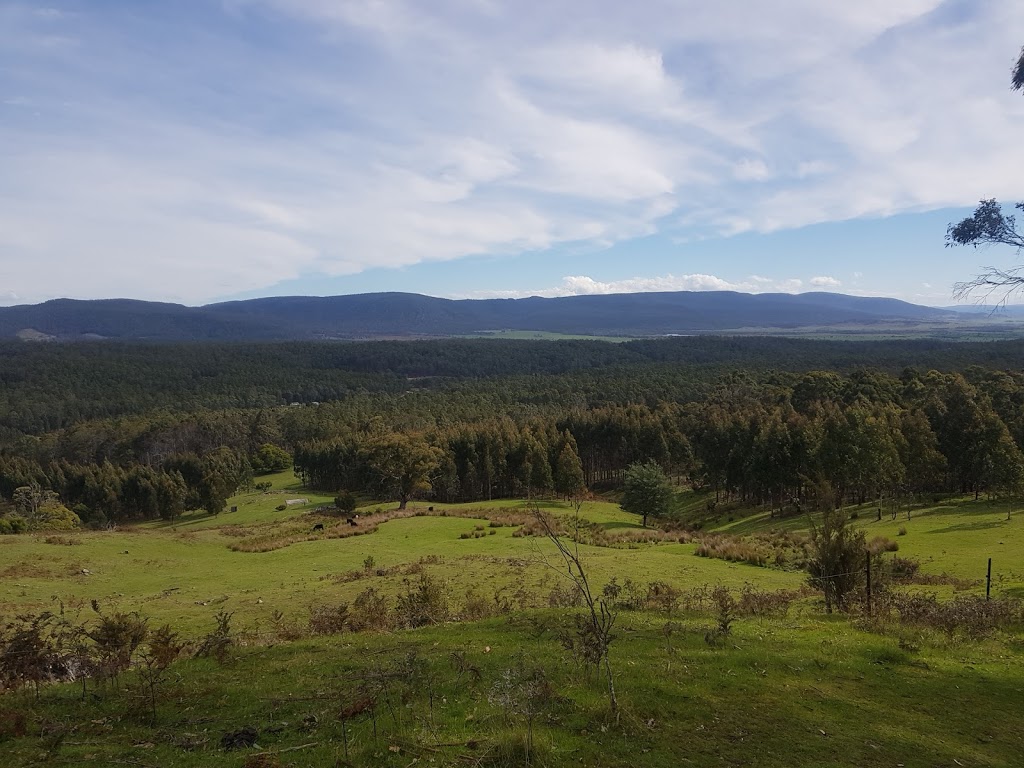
top-left (712, 496), bottom-right (1024, 596)
top-left (465, 329), bottom-right (633, 342)
top-left (3, 479), bottom-right (1023, 636)
top-left (2, 481), bottom-right (1024, 767)
top-left (0, 518), bottom-right (800, 635)
top-left (2, 608), bottom-right (1022, 768)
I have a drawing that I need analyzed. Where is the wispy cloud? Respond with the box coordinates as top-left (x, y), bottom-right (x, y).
top-left (458, 272), bottom-right (822, 299)
top-left (1, 0), bottom-right (1022, 303)
top-left (810, 276), bottom-right (841, 288)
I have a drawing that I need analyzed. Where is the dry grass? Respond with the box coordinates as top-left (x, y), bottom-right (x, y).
top-left (227, 506), bottom-right (534, 553)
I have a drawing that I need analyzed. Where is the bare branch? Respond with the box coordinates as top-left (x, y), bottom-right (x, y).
top-left (528, 499), bottom-right (618, 717)
top-left (948, 199), bottom-right (1024, 303)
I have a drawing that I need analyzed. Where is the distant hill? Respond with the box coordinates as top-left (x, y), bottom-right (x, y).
top-left (0, 291), bottom-right (958, 341)
top-left (941, 304), bottom-right (1024, 316)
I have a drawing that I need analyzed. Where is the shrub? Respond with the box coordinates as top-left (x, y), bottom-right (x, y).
top-left (89, 612), bottom-right (149, 684)
top-left (394, 573), bottom-right (450, 628)
top-left (646, 581), bottom-right (681, 616)
top-left (889, 556), bottom-right (921, 582)
top-left (0, 517), bottom-right (27, 535)
top-left (806, 509), bottom-right (866, 613)
top-left (194, 611), bottom-right (234, 664)
top-left (737, 583), bottom-right (802, 617)
top-left (547, 583), bottom-right (582, 608)
top-left (889, 593), bottom-right (1023, 639)
top-left (867, 536), bottom-right (898, 554)
top-left (347, 588), bottom-right (391, 632)
top-left (712, 586), bottom-right (737, 634)
top-left (308, 603), bottom-right (350, 635)
top-left (334, 491), bottom-right (357, 515)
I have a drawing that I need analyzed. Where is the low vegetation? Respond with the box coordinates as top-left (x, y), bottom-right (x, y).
top-left (3, 339), bottom-right (1024, 765)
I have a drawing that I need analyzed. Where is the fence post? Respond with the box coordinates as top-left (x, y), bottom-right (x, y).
top-left (865, 550), bottom-right (872, 616)
top-left (986, 558), bottom-right (992, 600)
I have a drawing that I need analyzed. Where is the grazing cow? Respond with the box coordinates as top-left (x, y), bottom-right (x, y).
top-left (348, 518), bottom-right (357, 527)
top-left (428, 506), bottom-right (434, 512)
top-left (312, 523), bottom-right (324, 532)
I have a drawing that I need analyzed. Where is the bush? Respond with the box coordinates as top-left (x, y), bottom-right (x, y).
top-left (308, 603), bottom-right (350, 635)
top-left (347, 588), bottom-right (391, 632)
top-left (0, 517), bottom-right (27, 535)
top-left (867, 536), bottom-right (899, 554)
top-left (194, 611), bottom-right (234, 664)
top-left (888, 593), bottom-right (1023, 639)
top-left (394, 573), bottom-right (450, 629)
top-left (89, 611), bottom-right (149, 683)
top-left (806, 508), bottom-right (865, 613)
top-left (334, 491), bottom-right (357, 515)
top-left (889, 556), bottom-right (921, 582)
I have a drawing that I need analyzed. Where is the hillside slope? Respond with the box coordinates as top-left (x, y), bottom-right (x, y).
top-left (0, 290), bottom-right (955, 340)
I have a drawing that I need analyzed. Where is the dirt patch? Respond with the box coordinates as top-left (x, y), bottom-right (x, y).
top-left (0, 562), bottom-right (56, 579)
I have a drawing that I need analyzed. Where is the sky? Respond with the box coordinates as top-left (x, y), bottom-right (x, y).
top-left (1, 1), bottom-right (1023, 308)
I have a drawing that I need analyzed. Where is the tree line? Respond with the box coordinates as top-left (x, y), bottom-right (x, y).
top-left (4, 343), bottom-right (1024, 526)
top-left (6, 336), bottom-right (1024, 436)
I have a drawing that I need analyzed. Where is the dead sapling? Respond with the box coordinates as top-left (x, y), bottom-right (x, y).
top-left (487, 658), bottom-right (554, 767)
top-left (529, 498), bottom-right (619, 718)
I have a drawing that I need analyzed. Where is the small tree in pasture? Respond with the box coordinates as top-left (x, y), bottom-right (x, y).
top-left (620, 461), bottom-right (674, 527)
top-left (806, 507), bottom-right (866, 613)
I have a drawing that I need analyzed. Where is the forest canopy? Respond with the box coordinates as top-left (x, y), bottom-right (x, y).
top-left (2, 337), bottom-right (1024, 526)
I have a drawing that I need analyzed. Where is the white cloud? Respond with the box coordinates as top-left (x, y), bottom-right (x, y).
top-left (809, 276), bottom-right (841, 288)
top-left (733, 159), bottom-right (770, 182)
top-left (460, 272), bottom-right (823, 299)
top-left (2, 0), bottom-right (1023, 302)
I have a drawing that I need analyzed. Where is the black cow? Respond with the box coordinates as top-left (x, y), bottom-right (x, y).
top-left (312, 523), bottom-right (324, 532)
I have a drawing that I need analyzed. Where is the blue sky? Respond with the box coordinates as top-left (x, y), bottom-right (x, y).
top-left (1, 1), bottom-right (1023, 307)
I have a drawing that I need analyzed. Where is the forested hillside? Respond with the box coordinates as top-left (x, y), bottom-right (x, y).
top-left (0, 290), bottom-right (955, 340)
top-left (4, 336), bottom-right (1024, 435)
top-left (3, 337), bottom-right (1024, 531)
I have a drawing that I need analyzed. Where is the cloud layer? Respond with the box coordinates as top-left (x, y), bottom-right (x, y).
top-left (460, 272), bottom-right (843, 299)
top-left (1, 1), bottom-right (1023, 304)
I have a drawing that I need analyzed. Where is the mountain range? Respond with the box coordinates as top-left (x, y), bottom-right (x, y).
top-left (0, 291), bottom-right (959, 341)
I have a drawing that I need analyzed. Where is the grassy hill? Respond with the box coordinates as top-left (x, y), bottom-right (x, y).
top-left (1, 478), bottom-right (1022, 767)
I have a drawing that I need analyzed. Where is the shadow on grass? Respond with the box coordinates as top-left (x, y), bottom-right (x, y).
top-left (599, 521), bottom-right (644, 531)
top-left (926, 519), bottom-right (1010, 534)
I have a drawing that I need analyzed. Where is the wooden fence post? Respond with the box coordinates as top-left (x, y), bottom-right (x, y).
top-left (865, 550), bottom-right (872, 616)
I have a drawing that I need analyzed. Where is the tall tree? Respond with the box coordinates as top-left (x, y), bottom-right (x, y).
top-left (554, 437), bottom-right (586, 499)
top-left (364, 433), bottom-right (442, 510)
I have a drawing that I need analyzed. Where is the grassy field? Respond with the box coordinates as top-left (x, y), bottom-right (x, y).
top-left (2, 608), bottom-right (1021, 767)
top-left (466, 330), bottom-right (634, 342)
top-left (2, 476), bottom-right (1023, 766)
top-left (709, 496), bottom-right (1024, 596)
